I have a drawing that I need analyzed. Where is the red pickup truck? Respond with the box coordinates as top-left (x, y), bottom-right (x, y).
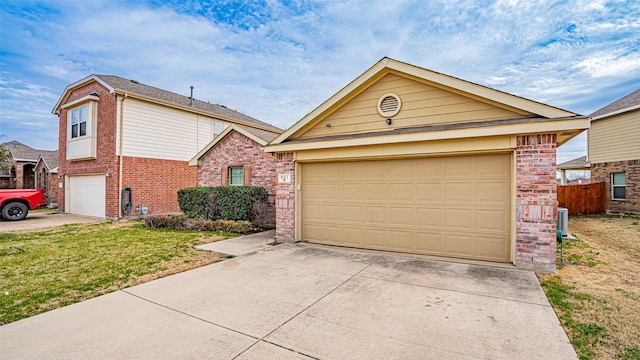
top-left (0, 188), bottom-right (47, 221)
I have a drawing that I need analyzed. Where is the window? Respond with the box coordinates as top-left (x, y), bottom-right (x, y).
top-left (229, 167), bottom-right (244, 185)
top-left (612, 172), bottom-right (626, 200)
top-left (70, 105), bottom-right (88, 138)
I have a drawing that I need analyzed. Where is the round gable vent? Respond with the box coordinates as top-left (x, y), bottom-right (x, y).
top-left (377, 93), bottom-right (401, 117)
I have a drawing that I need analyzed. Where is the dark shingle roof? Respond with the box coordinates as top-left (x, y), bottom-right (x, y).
top-left (38, 150), bottom-right (59, 170)
top-left (236, 124), bottom-right (281, 143)
top-left (557, 155), bottom-right (590, 170)
top-left (94, 75), bottom-right (281, 132)
top-left (1, 141), bottom-right (41, 162)
top-left (590, 89), bottom-right (640, 118)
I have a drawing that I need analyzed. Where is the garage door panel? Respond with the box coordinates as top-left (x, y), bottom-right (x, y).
top-left (364, 229), bottom-right (388, 247)
top-left (445, 157), bottom-right (474, 177)
top-left (389, 207), bottom-right (414, 226)
top-left (365, 183), bottom-right (387, 201)
top-left (476, 209), bottom-right (508, 232)
top-left (323, 226), bottom-right (344, 243)
top-left (444, 233), bottom-right (476, 257)
top-left (416, 158), bottom-right (444, 178)
top-left (303, 204), bottom-right (323, 222)
top-left (301, 153), bottom-right (511, 262)
top-left (389, 183), bottom-right (415, 201)
top-left (343, 205), bottom-right (364, 222)
top-left (416, 232), bottom-right (443, 253)
top-left (476, 155), bottom-right (510, 177)
top-left (388, 230), bottom-right (414, 251)
top-left (416, 207), bottom-right (443, 227)
top-left (476, 182), bottom-right (509, 203)
top-left (476, 235), bottom-right (509, 260)
top-left (68, 175), bottom-right (106, 218)
top-left (343, 184), bottom-right (364, 200)
top-left (343, 227), bottom-right (365, 246)
top-left (323, 184), bottom-right (342, 200)
top-left (365, 206), bottom-right (387, 224)
top-left (445, 182), bottom-right (473, 202)
top-left (323, 205), bottom-right (343, 221)
top-left (444, 208), bottom-right (474, 229)
top-left (303, 184), bottom-right (324, 201)
top-left (416, 183), bottom-right (442, 202)
top-left (389, 161), bottom-right (415, 178)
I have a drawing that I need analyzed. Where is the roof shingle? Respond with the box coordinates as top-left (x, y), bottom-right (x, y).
top-left (590, 89), bottom-right (640, 119)
top-left (94, 75), bottom-right (281, 132)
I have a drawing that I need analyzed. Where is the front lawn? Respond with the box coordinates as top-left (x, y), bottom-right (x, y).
top-left (0, 220), bottom-right (232, 324)
top-left (538, 215), bottom-right (640, 360)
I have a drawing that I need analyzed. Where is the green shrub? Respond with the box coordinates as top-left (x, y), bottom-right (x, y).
top-left (144, 214), bottom-right (252, 233)
top-left (177, 187), bottom-right (216, 218)
top-left (177, 186), bottom-right (267, 221)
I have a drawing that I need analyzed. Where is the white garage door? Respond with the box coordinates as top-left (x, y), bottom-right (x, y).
top-left (301, 153), bottom-right (512, 262)
top-left (67, 175), bottom-right (106, 218)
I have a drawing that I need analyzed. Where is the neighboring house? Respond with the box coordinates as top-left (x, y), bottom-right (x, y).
top-left (262, 57), bottom-right (589, 272)
top-left (556, 155), bottom-right (590, 185)
top-left (588, 89), bottom-right (640, 215)
top-left (0, 141), bottom-right (57, 191)
top-left (189, 124), bottom-right (282, 220)
top-left (52, 75), bottom-right (279, 219)
top-left (35, 150), bottom-right (59, 206)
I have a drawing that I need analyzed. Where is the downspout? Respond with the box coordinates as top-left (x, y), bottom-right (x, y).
top-left (118, 93), bottom-right (127, 218)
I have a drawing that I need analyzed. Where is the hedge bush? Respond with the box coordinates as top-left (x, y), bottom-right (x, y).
top-left (178, 186), bottom-right (268, 221)
top-left (144, 214), bottom-right (253, 233)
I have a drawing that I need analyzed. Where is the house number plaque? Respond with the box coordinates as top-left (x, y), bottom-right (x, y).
top-left (278, 173), bottom-right (291, 183)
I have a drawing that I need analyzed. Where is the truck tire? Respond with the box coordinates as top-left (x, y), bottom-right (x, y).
top-left (1, 202), bottom-right (29, 221)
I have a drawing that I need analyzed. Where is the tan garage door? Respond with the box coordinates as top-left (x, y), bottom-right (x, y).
top-left (68, 175), bottom-right (106, 218)
top-left (301, 153), bottom-right (511, 262)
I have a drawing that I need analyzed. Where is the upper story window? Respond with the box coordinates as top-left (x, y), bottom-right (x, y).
top-left (612, 172), bottom-right (626, 200)
top-left (71, 105), bottom-right (88, 138)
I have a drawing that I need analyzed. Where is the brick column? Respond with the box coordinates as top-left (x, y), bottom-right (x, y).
top-left (515, 134), bottom-right (558, 273)
top-left (275, 152), bottom-right (295, 242)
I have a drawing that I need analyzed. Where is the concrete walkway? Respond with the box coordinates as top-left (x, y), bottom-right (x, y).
top-left (0, 212), bottom-right (104, 232)
top-left (1, 234), bottom-right (576, 359)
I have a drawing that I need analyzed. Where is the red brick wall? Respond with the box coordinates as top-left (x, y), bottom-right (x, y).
top-left (198, 131), bottom-right (278, 205)
top-left (591, 160), bottom-right (640, 215)
top-left (515, 134), bottom-right (558, 273)
top-left (34, 161), bottom-right (59, 206)
top-left (121, 156), bottom-right (197, 216)
top-left (57, 81), bottom-right (119, 217)
top-left (275, 152), bottom-right (295, 241)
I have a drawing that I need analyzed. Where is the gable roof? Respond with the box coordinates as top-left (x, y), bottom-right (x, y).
top-left (590, 89), bottom-right (640, 120)
top-left (36, 150), bottom-right (59, 172)
top-left (1, 140), bottom-right (42, 162)
top-left (269, 57), bottom-right (581, 147)
top-left (557, 155), bottom-right (590, 170)
top-left (53, 75), bottom-right (281, 133)
top-left (189, 124), bottom-right (282, 166)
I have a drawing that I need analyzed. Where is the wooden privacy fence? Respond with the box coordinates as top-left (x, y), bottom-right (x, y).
top-left (557, 182), bottom-right (606, 215)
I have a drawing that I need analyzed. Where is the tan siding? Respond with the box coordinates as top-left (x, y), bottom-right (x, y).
top-left (589, 110), bottom-right (640, 163)
top-left (296, 73), bottom-right (531, 140)
top-left (122, 99), bottom-right (225, 161)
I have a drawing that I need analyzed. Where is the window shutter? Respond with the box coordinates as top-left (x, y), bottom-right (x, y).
top-left (243, 166), bottom-right (251, 185)
top-left (221, 166), bottom-right (228, 185)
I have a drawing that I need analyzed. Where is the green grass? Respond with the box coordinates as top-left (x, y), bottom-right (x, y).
top-left (0, 221), bottom-right (231, 324)
top-left (540, 276), bottom-right (608, 360)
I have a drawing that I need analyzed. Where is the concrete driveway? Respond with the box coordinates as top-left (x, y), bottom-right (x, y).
top-left (1, 242), bottom-right (576, 359)
top-left (0, 211), bottom-right (103, 232)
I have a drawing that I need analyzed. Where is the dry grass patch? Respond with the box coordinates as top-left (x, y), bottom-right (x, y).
top-left (0, 220), bottom-right (232, 324)
top-left (538, 215), bottom-right (640, 360)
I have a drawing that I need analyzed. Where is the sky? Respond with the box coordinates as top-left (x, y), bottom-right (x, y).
top-left (1, 0), bottom-right (639, 166)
